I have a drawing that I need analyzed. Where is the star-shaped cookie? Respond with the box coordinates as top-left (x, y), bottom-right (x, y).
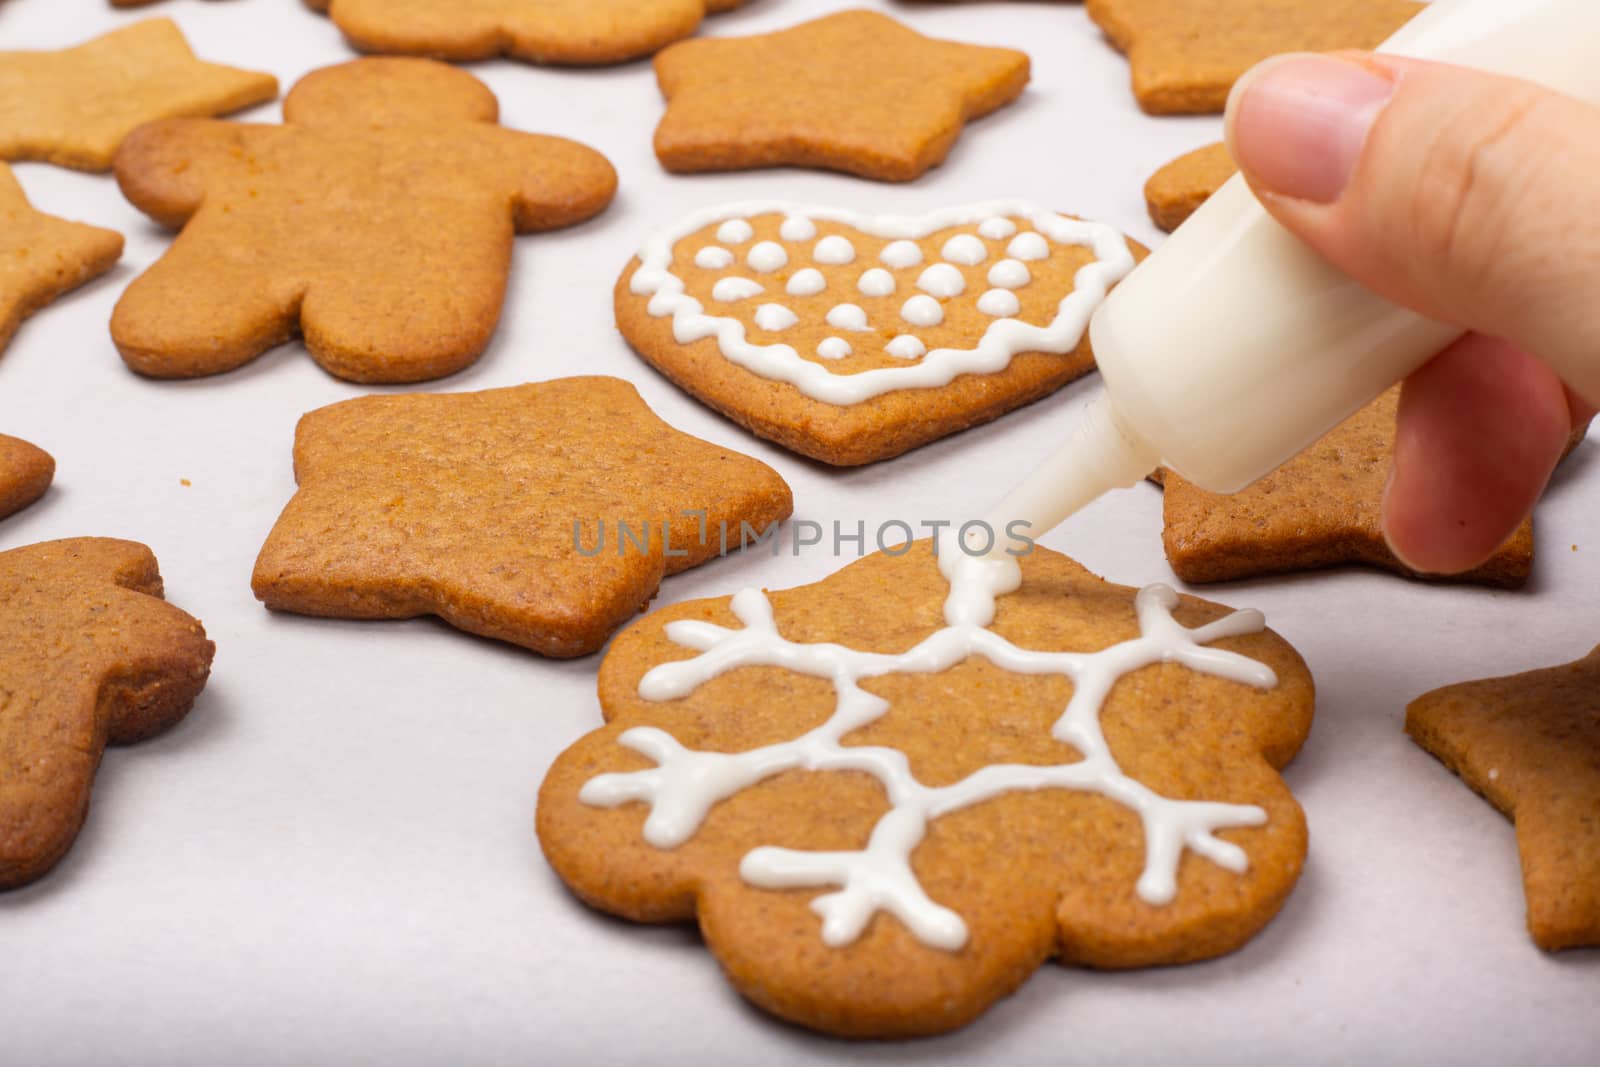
top-left (1, 538), bottom-right (214, 890)
top-left (1, 163), bottom-right (124, 356)
top-left (0, 434), bottom-right (53, 520)
top-left (304, 0), bottom-right (746, 66)
top-left (1157, 389), bottom-right (1559, 588)
top-left (1086, 0), bottom-right (1423, 114)
top-left (652, 11), bottom-right (1031, 182)
top-left (252, 377), bottom-right (794, 658)
top-left (0, 19), bottom-right (278, 171)
top-left (1146, 142), bottom-right (1235, 232)
top-left (1407, 647), bottom-right (1600, 951)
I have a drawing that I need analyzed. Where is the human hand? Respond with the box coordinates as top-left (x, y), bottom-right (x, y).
top-left (1224, 52), bottom-right (1598, 576)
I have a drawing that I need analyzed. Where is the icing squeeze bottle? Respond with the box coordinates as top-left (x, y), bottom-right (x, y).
top-left (982, 0), bottom-right (1600, 546)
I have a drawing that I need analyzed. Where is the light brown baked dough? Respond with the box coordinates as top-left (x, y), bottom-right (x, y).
top-left (1146, 142), bottom-right (1236, 232)
top-left (0, 434), bottom-right (54, 520)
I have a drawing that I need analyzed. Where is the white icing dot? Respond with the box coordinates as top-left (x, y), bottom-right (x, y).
top-left (886, 335), bottom-right (927, 360)
top-left (978, 217), bottom-right (1018, 240)
top-left (901, 294), bottom-right (944, 328)
top-left (780, 216), bottom-right (817, 242)
top-left (825, 303), bottom-right (870, 332)
top-left (987, 259), bottom-right (1031, 289)
top-left (857, 268), bottom-right (896, 298)
top-left (694, 246), bottom-right (734, 270)
top-left (941, 234), bottom-right (988, 266)
top-left (786, 268), bottom-right (826, 297)
top-left (813, 235), bottom-right (856, 265)
top-left (977, 289), bottom-right (1022, 318)
top-left (754, 303), bottom-right (798, 332)
top-left (711, 277), bottom-right (764, 303)
top-left (816, 337), bottom-right (852, 360)
top-left (747, 241), bottom-right (788, 273)
top-left (916, 263), bottom-right (966, 298)
top-left (717, 219), bottom-right (754, 244)
top-left (1007, 232), bottom-right (1050, 261)
top-left (880, 240), bottom-right (924, 269)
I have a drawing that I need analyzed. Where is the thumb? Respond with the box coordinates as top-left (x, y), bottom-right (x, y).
top-left (1224, 52), bottom-right (1600, 409)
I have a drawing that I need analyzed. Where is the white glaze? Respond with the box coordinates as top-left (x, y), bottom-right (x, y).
top-left (826, 303), bottom-right (871, 332)
top-left (711, 277), bottom-right (763, 303)
top-left (901, 295), bottom-right (943, 328)
top-left (817, 337), bottom-right (852, 360)
top-left (880, 239), bottom-right (924, 269)
top-left (748, 241), bottom-right (788, 273)
top-left (916, 263), bottom-right (967, 299)
top-left (978, 217), bottom-right (1018, 240)
top-left (942, 233), bottom-right (989, 266)
top-left (786, 268), bottom-right (826, 297)
top-left (629, 201), bottom-right (1135, 406)
top-left (988, 259), bottom-right (1031, 289)
top-left (780, 216), bottom-right (818, 241)
top-left (857, 268), bottom-right (896, 298)
top-left (978, 289), bottom-right (1022, 318)
top-left (1008, 232), bottom-right (1050, 261)
top-left (581, 535), bottom-right (1280, 952)
top-left (886, 335), bottom-right (928, 360)
top-left (717, 219), bottom-right (754, 245)
top-left (694, 246), bottom-right (733, 270)
top-left (754, 303), bottom-right (798, 332)
top-left (813, 235), bottom-right (857, 265)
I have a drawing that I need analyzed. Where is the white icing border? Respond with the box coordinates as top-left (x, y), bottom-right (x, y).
top-left (629, 200), bottom-right (1136, 407)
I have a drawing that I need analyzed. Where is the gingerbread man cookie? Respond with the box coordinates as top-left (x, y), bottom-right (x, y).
top-left (1146, 143), bottom-right (1235, 232)
top-left (304, 0), bottom-right (746, 67)
top-left (0, 19), bottom-right (277, 172)
top-left (652, 11), bottom-right (1031, 182)
top-left (112, 58), bottom-right (617, 383)
top-left (1, 538), bottom-right (214, 889)
top-left (252, 377), bottom-right (793, 658)
top-left (0, 435), bottom-right (53, 520)
top-left (1, 163), bottom-right (124, 357)
top-left (1408, 647), bottom-right (1600, 951)
top-left (539, 540), bottom-right (1314, 1037)
top-left (619, 201), bottom-right (1142, 465)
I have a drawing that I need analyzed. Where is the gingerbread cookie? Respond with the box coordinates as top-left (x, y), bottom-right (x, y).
top-left (0, 435), bottom-right (53, 520)
top-left (304, 0), bottom-right (746, 67)
top-left (1085, 0), bottom-right (1423, 114)
top-left (538, 540), bottom-right (1314, 1037)
top-left (652, 11), bottom-right (1030, 182)
top-left (1, 163), bottom-right (124, 356)
top-left (1146, 142), bottom-right (1235, 232)
top-left (1407, 648), bottom-right (1600, 951)
top-left (252, 377), bottom-right (793, 658)
top-left (0, 19), bottom-right (277, 172)
top-left (619, 201), bottom-right (1142, 465)
top-left (111, 58), bottom-right (616, 383)
top-left (0, 538), bottom-right (214, 890)
top-left (1155, 388), bottom-right (1572, 588)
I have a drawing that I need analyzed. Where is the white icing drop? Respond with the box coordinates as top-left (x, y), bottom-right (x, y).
top-left (857, 268), bottom-right (896, 298)
top-left (747, 241), bottom-right (788, 273)
top-left (886, 335), bottom-right (927, 360)
top-left (813, 235), bottom-right (857, 265)
top-left (786, 268), bottom-right (826, 297)
top-left (1008, 232), bottom-right (1050, 261)
top-left (754, 303), bottom-right (798, 332)
top-left (917, 263), bottom-right (967, 299)
top-left (629, 201), bottom-right (1135, 407)
top-left (880, 240), bottom-right (924, 269)
top-left (901, 295), bottom-right (943, 328)
top-left (941, 234), bottom-right (989, 266)
top-left (816, 337), bottom-right (852, 360)
top-left (825, 303), bottom-right (871, 332)
top-left (780, 216), bottom-right (818, 242)
top-left (694, 246), bottom-right (734, 270)
top-left (988, 258), bottom-right (1032, 289)
top-left (978, 217), bottom-right (1018, 240)
top-left (977, 289), bottom-right (1021, 318)
top-left (580, 536), bottom-right (1280, 952)
top-left (717, 219), bottom-right (754, 245)
top-left (711, 277), bottom-right (764, 303)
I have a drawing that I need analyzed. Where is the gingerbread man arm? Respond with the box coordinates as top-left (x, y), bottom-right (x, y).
top-left (491, 129), bottom-right (618, 232)
top-left (114, 118), bottom-right (278, 229)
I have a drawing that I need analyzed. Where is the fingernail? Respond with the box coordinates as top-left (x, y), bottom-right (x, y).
top-left (1225, 53), bottom-right (1397, 204)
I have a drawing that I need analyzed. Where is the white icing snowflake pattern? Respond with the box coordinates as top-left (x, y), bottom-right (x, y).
top-left (580, 547), bottom-right (1280, 953)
